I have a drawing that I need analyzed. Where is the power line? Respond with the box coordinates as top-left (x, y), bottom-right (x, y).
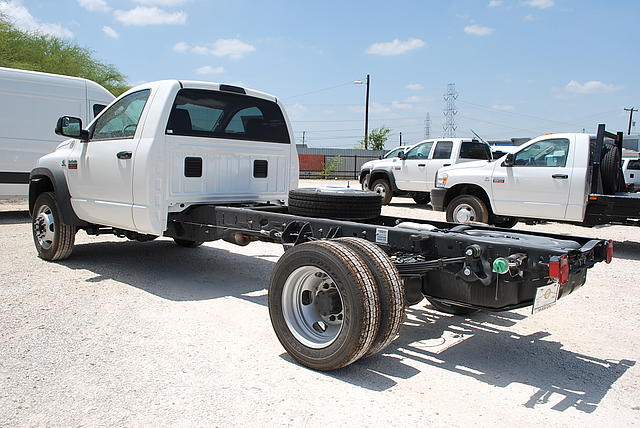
top-left (282, 81), bottom-right (354, 100)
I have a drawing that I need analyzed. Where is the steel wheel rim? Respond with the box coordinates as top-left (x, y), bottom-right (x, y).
top-left (452, 203), bottom-right (477, 223)
top-left (281, 266), bottom-right (344, 349)
top-left (34, 204), bottom-right (55, 250)
top-left (373, 183), bottom-right (387, 199)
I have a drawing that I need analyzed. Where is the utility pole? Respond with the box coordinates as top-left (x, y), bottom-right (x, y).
top-left (354, 74), bottom-right (371, 149)
top-left (399, 132), bottom-right (402, 146)
top-left (364, 74), bottom-right (370, 149)
top-left (424, 112), bottom-right (431, 139)
top-left (624, 107), bottom-right (638, 135)
top-left (443, 83), bottom-right (458, 138)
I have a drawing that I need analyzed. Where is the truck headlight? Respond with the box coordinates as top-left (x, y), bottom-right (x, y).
top-left (436, 172), bottom-right (448, 188)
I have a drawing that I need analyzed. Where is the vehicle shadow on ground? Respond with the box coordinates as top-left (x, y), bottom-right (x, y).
top-left (323, 306), bottom-right (635, 413)
top-left (612, 240), bottom-right (640, 261)
top-left (389, 201), bottom-right (433, 211)
top-left (0, 210), bottom-right (30, 225)
top-left (58, 239), bottom-right (278, 305)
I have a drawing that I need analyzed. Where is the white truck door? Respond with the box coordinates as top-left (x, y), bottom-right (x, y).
top-left (66, 89), bottom-right (151, 229)
top-left (491, 137), bottom-right (573, 219)
top-left (395, 141), bottom-right (433, 191)
top-left (424, 140), bottom-right (454, 191)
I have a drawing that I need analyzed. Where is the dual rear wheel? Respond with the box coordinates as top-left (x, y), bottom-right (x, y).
top-left (268, 238), bottom-right (404, 371)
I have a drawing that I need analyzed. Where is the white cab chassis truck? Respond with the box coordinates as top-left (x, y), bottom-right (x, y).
top-left (0, 67), bottom-right (114, 198)
top-left (431, 125), bottom-right (640, 228)
top-left (359, 138), bottom-right (492, 205)
top-left (29, 80), bottom-right (612, 371)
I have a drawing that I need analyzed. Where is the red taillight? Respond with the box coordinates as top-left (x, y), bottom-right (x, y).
top-left (606, 239), bottom-right (614, 264)
top-left (549, 254), bottom-right (569, 285)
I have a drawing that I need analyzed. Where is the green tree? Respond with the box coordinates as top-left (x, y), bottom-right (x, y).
top-left (357, 126), bottom-right (392, 150)
top-left (0, 16), bottom-right (129, 96)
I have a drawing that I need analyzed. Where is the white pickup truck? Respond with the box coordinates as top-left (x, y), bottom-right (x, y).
top-left (431, 126), bottom-right (640, 228)
top-left (359, 138), bottom-right (492, 205)
top-left (29, 80), bottom-right (612, 371)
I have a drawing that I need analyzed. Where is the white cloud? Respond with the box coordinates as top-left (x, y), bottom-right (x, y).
top-left (195, 65), bottom-right (224, 75)
top-left (405, 83), bottom-right (424, 91)
top-left (404, 95), bottom-right (427, 103)
top-left (391, 101), bottom-right (412, 110)
top-left (488, 0), bottom-right (503, 6)
top-left (492, 104), bottom-right (514, 111)
top-left (522, 0), bottom-right (554, 9)
top-left (102, 25), bottom-right (119, 39)
top-left (565, 80), bottom-right (622, 95)
top-left (172, 41), bottom-right (189, 53)
top-left (523, 14), bottom-right (535, 21)
top-left (114, 6), bottom-right (187, 26)
top-left (77, 0), bottom-right (111, 12)
top-left (134, 0), bottom-right (186, 5)
top-left (464, 24), bottom-right (495, 36)
top-left (365, 38), bottom-right (425, 56)
top-left (173, 39), bottom-right (256, 59)
top-left (0, 0), bottom-right (73, 38)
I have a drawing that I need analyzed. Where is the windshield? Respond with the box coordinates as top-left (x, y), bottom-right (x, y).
top-left (384, 147), bottom-right (406, 158)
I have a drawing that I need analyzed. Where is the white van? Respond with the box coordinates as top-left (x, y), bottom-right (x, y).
top-left (0, 67), bottom-right (114, 198)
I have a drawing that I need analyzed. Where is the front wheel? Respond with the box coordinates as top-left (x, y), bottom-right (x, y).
top-left (446, 195), bottom-right (490, 224)
top-left (32, 192), bottom-right (76, 261)
top-left (371, 179), bottom-right (393, 205)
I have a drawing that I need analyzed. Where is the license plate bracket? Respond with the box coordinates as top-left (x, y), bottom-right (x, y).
top-left (532, 283), bottom-right (560, 314)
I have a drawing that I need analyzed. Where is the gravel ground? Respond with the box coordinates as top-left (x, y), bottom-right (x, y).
top-left (1, 181), bottom-right (639, 427)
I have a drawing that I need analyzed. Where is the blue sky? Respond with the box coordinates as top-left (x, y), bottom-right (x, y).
top-left (1, 0), bottom-right (638, 148)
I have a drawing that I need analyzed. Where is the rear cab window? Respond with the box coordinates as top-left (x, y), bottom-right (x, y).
top-left (460, 141), bottom-right (491, 160)
top-left (432, 141), bottom-right (453, 159)
top-left (166, 88), bottom-right (290, 144)
top-left (626, 160), bottom-right (640, 170)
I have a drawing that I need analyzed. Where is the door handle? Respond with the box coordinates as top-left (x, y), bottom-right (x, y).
top-left (117, 151), bottom-right (132, 160)
top-left (552, 174), bottom-right (568, 179)
top-left (418, 164), bottom-right (426, 167)
top-left (443, 163), bottom-right (451, 167)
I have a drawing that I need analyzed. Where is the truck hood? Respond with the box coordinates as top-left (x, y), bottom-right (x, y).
top-left (360, 157), bottom-right (402, 171)
top-left (440, 159), bottom-right (494, 174)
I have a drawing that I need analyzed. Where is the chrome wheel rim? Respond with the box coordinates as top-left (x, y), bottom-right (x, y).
top-left (452, 203), bottom-right (477, 223)
top-left (281, 266), bottom-right (344, 349)
top-left (34, 204), bottom-right (55, 250)
top-left (373, 183), bottom-right (387, 199)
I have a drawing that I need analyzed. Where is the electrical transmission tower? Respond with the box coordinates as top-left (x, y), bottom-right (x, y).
top-left (424, 113), bottom-right (431, 139)
top-left (443, 83), bottom-right (458, 138)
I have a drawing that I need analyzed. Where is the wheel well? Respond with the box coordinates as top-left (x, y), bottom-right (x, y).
top-left (444, 184), bottom-right (493, 213)
top-left (369, 171), bottom-right (390, 187)
top-left (28, 175), bottom-right (54, 216)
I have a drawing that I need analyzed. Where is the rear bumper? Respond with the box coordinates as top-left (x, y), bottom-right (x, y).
top-left (430, 187), bottom-right (447, 211)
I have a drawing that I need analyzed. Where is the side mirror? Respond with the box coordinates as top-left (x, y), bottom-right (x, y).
top-left (502, 153), bottom-right (514, 167)
top-left (55, 116), bottom-right (89, 141)
top-left (397, 151), bottom-right (406, 160)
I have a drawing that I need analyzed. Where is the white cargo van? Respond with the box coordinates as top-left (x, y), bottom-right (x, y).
top-left (0, 67), bottom-right (114, 198)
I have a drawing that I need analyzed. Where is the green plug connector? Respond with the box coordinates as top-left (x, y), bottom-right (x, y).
top-left (492, 258), bottom-right (510, 274)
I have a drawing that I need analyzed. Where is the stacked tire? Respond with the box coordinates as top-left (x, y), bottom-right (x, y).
top-left (287, 188), bottom-right (382, 220)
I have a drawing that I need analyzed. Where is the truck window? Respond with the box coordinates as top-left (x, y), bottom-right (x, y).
top-left (513, 138), bottom-right (569, 167)
top-left (627, 160), bottom-right (640, 170)
top-left (460, 141), bottom-right (491, 160)
top-left (384, 147), bottom-right (404, 158)
top-left (92, 103), bottom-right (107, 118)
top-left (166, 88), bottom-right (290, 144)
top-left (405, 142), bottom-right (433, 159)
top-left (91, 90), bottom-right (150, 141)
top-left (432, 141), bottom-right (453, 159)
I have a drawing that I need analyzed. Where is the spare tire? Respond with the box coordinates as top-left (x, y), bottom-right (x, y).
top-left (601, 144), bottom-right (623, 194)
top-left (288, 187), bottom-right (382, 220)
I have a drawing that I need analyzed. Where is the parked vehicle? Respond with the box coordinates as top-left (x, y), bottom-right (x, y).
top-left (359, 138), bottom-right (492, 205)
top-left (622, 158), bottom-right (640, 191)
top-left (29, 80), bottom-right (612, 371)
top-left (431, 125), bottom-right (640, 228)
top-left (0, 67), bottom-right (114, 198)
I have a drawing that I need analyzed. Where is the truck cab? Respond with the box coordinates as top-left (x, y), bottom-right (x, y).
top-left (30, 80), bottom-right (299, 236)
top-left (360, 138), bottom-right (491, 205)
